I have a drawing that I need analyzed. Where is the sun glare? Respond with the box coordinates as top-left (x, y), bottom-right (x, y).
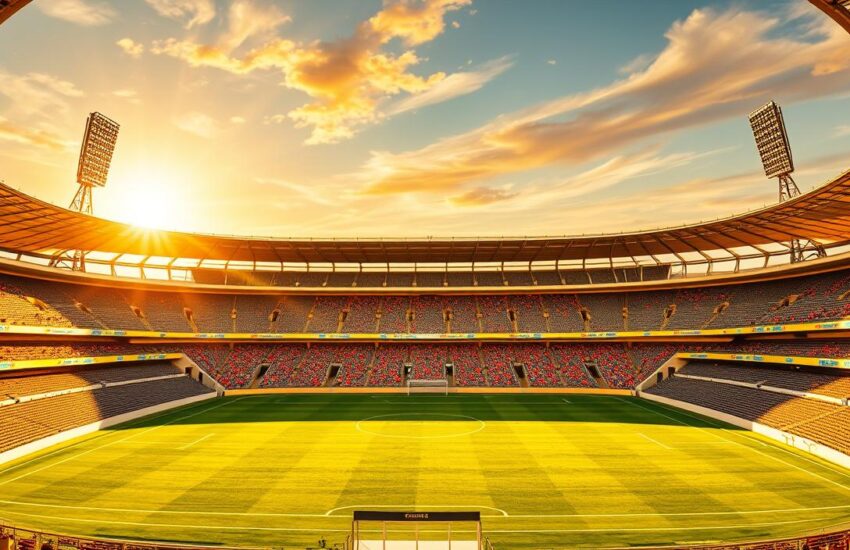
top-left (102, 170), bottom-right (185, 231)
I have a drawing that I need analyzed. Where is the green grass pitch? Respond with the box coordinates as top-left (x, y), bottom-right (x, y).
top-left (1, 394), bottom-right (849, 549)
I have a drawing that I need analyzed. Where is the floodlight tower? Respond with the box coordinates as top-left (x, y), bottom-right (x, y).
top-left (52, 112), bottom-right (120, 270)
top-left (748, 101), bottom-right (823, 263)
top-left (71, 112), bottom-right (120, 215)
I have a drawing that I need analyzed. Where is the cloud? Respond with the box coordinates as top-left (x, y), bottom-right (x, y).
top-left (359, 6), bottom-right (850, 195)
top-left (37, 0), bottom-right (115, 26)
top-left (387, 56), bottom-right (513, 115)
top-left (836, 125), bottom-right (850, 137)
top-left (547, 59), bottom-right (557, 66)
top-left (0, 117), bottom-right (68, 151)
top-left (230, 116), bottom-right (247, 124)
top-left (0, 71), bottom-right (84, 120)
top-left (113, 89), bottom-right (141, 104)
top-left (116, 38), bottom-right (145, 58)
top-left (145, 0), bottom-right (215, 29)
top-left (449, 186), bottom-right (517, 206)
top-left (174, 111), bottom-right (219, 138)
top-left (151, 0), bottom-right (473, 144)
top-left (618, 53), bottom-right (652, 75)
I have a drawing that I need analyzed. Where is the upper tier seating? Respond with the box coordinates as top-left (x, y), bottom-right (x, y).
top-left (343, 296), bottom-right (380, 333)
top-left (411, 295), bottom-right (446, 333)
top-left (3, 270), bottom-right (850, 333)
top-left (190, 266), bottom-right (672, 287)
top-left (378, 296), bottom-right (410, 333)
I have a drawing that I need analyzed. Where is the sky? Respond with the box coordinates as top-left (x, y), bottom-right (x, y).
top-left (0, 0), bottom-right (848, 238)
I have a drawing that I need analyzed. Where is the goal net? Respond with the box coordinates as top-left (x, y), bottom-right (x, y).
top-left (407, 379), bottom-right (449, 396)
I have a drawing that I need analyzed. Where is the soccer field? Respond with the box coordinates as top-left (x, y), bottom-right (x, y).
top-left (1, 394), bottom-right (849, 549)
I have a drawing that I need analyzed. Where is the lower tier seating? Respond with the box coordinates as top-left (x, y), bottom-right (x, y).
top-left (646, 376), bottom-right (850, 455)
top-left (0, 375), bottom-right (212, 454)
top-left (0, 362), bottom-right (180, 400)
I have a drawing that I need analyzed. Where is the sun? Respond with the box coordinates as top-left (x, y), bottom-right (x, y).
top-left (101, 168), bottom-right (188, 231)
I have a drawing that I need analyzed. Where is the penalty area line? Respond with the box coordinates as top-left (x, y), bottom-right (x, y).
top-left (178, 433), bottom-right (215, 451)
top-left (637, 432), bottom-right (672, 450)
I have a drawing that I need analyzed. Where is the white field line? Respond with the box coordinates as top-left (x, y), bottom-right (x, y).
top-left (618, 397), bottom-right (850, 494)
top-left (3, 497), bottom-right (850, 520)
top-left (178, 433), bottom-right (215, 451)
top-left (0, 510), bottom-right (831, 534)
top-left (637, 432), bottom-right (673, 450)
top-left (0, 397), bottom-right (247, 487)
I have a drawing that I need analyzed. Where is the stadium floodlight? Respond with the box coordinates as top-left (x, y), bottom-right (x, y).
top-left (52, 112), bottom-right (120, 271)
top-left (748, 101), bottom-right (798, 201)
top-left (76, 112), bottom-right (120, 189)
top-left (748, 101), bottom-right (824, 263)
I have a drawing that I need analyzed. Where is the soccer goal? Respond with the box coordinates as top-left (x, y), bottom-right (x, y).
top-left (407, 379), bottom-right (449, 396)
top-left (351, 510), bottom-right (483, 550)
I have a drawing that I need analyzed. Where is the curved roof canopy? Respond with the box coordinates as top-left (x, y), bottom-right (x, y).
top-left (0, 169), bottom-right (849, 266)
top-left (0, 0), bottom-right (31, 26)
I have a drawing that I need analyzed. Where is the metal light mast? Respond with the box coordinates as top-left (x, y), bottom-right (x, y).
top-left (748, 101), bottom-right (823, 263)
top-left (51, 112), bottom-right (120, 270)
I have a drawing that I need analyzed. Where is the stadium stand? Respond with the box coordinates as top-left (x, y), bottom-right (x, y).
top-left (478, 295), bottom-right (512, 332)
top-left (258, 344), bottom-right (307, 387)
top-left (0, 373), bottom-right (211, 454)
top-left (4, 270), bottom-right (850, 334)
top-left (378, 296), bottom-right (410, 333)
top-left (646, 375), bottom-right (850, 455)
top-left (368, 345), bottom-right (406, 386)
top-left (449, 344), bottom-right (486, 386)
top-left (677, 361), bottom-right (850, 400)
top-left (343, 296), bottom-right (380, 332)
top-left (542, 294), bottom-right (584, 332)
top-left (409, 344), bottom-right (447, 380)
top-left (444, 296), bottom-right (479, 333)
top-left (510, 295), bottom-right (547, 332)
top-left (410, 295), bottom-right (447, 333)
top-left (480, 345), bottom-right (521, 387)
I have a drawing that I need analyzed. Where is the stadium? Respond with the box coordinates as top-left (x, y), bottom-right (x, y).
top-left (1, 0), bottom-right (850, 549)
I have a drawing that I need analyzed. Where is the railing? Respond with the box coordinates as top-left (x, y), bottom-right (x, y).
top-left (0, 522), bottom-right (346, 550)
top-left (1, 522), bottom-right (847, 550)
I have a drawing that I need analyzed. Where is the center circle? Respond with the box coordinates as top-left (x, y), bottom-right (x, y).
top-left (355, 413), bottom-right (486, 439)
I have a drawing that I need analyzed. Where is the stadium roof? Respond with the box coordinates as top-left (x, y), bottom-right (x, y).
top-left (0, 0), bottom-right (31, 25)
top-left (809, 0), bottom-right (850, 33)
top-left (1, 169), bottom-right (849, 267)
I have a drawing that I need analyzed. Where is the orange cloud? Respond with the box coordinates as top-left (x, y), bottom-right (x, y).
top-left (360, 6), bottom-right (850, 195)
top-left (0, 117), bottom-right (67, 151)
top-left (151, 0), bottom-right (472, 144)
top-left (449, 186), bottom-right (517, 206)
top-left (116, 38), bottom-right (144, 58)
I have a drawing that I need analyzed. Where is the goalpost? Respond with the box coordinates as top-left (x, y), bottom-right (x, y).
top-left (351, 510), bottom-right (483, 550)
top-left (407, 379), bottom-right (449, 396)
